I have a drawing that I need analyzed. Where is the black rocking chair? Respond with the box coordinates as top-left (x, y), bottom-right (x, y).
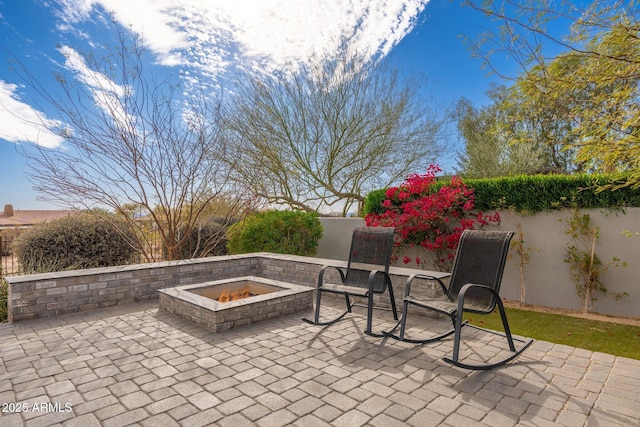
top-left (302, 226), bottom-right (398, 337)
top-left (384, 229), bottom-right (533, 370)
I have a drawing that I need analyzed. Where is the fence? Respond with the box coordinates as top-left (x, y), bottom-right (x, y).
top-left (1, 234), bottom-right (168, 277)
top-left (1, 236), bottom-right (19, 276)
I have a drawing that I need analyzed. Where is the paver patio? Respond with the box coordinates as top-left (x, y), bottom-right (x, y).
top-left (1, 299), bottom-right (639, 426)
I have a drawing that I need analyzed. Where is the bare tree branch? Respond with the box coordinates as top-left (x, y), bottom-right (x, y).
top-left (226, 48), bottom-right (446, 215)
top-left (12, 26), bottom-right (250, 260)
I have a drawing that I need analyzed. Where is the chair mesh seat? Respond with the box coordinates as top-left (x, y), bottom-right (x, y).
top-left (404, 295), bottom-right (491, 315)
top-left (404, 296), bottom-right (457, 316)
top-left (321, 283), bottom-right (369, 297)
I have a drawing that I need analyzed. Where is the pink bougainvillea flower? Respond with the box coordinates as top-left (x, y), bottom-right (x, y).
top-left (364, 164), bottom-right (499, 271)
top-left (385, 187), bottom-right (398, 199)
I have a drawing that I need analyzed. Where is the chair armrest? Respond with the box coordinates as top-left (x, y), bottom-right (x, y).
top-left (318, 265), bottom-right (346, 288)
top-left (405, 273), bottom-right (449, 298)
top-left (456, 283), bottom-right (499, 314)
top-left (366, 269), bottom-right (392, 293)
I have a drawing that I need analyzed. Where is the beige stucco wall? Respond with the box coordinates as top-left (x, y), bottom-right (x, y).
top-left (497, 209), bottom-right (639, 317)
top-left (319, 209), bottom-right (640, 318)
top-left (316, 217), bottom-right (366, 260)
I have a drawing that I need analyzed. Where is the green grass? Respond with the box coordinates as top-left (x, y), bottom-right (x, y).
top-left (464, 307), bottom-right (640, 360)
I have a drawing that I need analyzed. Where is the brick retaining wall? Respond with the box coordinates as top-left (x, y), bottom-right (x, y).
top-left (6, 253), bottom-right (439, 322)
top-left (7, 255), bottom-right (259, 322)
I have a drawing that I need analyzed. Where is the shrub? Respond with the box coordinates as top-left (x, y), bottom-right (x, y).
top-left (12, 213), bottom-right (137, 273)
top-left (365, 165), bottom-right (499, 270)
top-left (0, 270), bottom-right (7, 323)
top-left (363, 188), bottom-right (388, 216)
top-left (227, 211), bottom-right (323, 256)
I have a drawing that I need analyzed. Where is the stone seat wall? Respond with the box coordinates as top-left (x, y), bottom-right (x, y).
top-left (6, 253), bottom-right (440, 322)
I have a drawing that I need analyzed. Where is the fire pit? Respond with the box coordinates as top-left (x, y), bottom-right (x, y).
top-left (158, 276), bottom-right (313, 332)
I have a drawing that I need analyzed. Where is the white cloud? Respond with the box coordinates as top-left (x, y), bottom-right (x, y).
top-left (2, 1), bottom-right (429, 148)
top-left (55, 0), bottom-right (429, 79)
top-left (58, 45), bottom-right (125, 96)
top-left (0, 81), bottom-right (66, 148)
top-left (58, 45), bottom-right (136, 127)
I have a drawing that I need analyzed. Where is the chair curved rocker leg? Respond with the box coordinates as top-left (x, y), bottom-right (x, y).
top-left (301, 311), bottom-right (353, 327)
top-left (383, 301), bottom-right (460, 344)
top-left (302, 290), bottom-right (355, 327)
top-left (302, 266), bottom-right (356, 327)
top-left (442, 299), bottom-right (534, 370)
top-left (384, 322), bottom-right (458, 344)
top-left (442, 324), bottom-right (534, 370)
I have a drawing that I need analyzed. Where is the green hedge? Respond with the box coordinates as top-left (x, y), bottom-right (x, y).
top-left (364, 189), bottom-right (388, 215)
top-left (364, 174), bottom-right (640, 215)
top-left (227, 210), bottom-right (323, 256)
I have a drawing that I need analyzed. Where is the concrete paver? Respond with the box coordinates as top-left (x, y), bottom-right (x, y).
top-left (0, 299), bottom-right (639, 426)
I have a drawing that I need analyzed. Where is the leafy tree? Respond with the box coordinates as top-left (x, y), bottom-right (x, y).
top-left (522, 32), bottom-right (640, 176)
top-left (226, 48), bottom-right (445, 216)
top-left (12, 26), bottom-right (250, 261)
top-left (454, 93), bottom-right (546, 178)
top-left (464, 0), bottom-right (640, 186)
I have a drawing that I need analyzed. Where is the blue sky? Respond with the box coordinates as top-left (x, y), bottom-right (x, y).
top-left (0, 0), bottom-right (529, 210)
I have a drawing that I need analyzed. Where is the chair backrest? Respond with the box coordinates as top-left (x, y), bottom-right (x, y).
top-left (447, 229), bottom-right (514, 313)
top-left (345, 227), bottom-right (395, 292)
